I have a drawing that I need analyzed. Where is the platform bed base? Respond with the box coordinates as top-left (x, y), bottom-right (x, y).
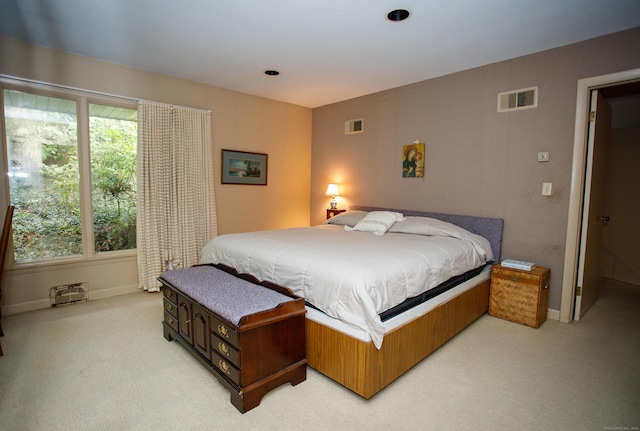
top-left (306, 278), bottom-right (490, 399)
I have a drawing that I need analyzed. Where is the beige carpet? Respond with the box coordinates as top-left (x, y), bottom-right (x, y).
top-left (0, 281), bottom-right (638, 431)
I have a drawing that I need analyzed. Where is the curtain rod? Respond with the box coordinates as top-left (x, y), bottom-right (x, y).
top-left (0, 74), bottom-right (212, 113)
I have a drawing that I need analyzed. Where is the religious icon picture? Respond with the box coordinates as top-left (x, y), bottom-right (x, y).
top-left (402, 141), bottom-right (425, 178)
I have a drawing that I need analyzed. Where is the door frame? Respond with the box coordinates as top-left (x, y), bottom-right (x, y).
top-left (560, 68), bottom-right (640, 323)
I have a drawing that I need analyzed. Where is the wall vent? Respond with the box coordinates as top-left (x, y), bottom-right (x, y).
top-left (50, 282), bottom-right (88, 307)
top-left (345, 118), bottom-right (363, 134)
top-left (498, 87), bottom-right (538, 112)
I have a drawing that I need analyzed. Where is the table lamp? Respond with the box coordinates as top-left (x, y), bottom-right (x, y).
top-left (324, 183), bottom-right (340, 209)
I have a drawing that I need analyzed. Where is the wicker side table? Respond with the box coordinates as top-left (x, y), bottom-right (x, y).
top-left (489, 265), bottom-right (550, 328)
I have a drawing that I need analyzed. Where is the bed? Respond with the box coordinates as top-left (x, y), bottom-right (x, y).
top-left (200, 206), bottom-right (503, 398)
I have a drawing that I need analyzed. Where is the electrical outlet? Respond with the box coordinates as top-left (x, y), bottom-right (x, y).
top-left (542, 182), bottom-right (552, 196)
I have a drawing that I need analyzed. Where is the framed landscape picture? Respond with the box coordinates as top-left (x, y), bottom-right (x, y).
top-left (221, 149), bottom-right (268, 185)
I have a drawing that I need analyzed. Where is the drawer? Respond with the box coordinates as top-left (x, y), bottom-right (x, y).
top-left (210, 314), bottom-right (239, 347)
top-left (162, 285), bottom-right (177, 304)
top-left (212, 350), bottom-right (241, 385)
top-left (164, 310), bottom-right (179, 332)
top-left (492, 267), bottom-right (544, 287)
top-left (212, 333), bottom-right (240, 366)
top-left (163, 299), bottom-right (178, 319)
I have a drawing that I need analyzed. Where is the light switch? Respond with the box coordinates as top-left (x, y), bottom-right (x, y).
top-left (542, 182), bottom-right (552, 196)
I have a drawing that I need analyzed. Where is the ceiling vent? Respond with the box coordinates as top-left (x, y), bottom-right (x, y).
top-left (345, 118), bottom-right (363, 134)
top-left (498, 87), bottom-right (538, 112)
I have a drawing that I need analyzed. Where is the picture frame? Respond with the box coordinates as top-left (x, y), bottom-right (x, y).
top-left (221, 149), bottom-right (268, 185)
top-left (402, 141), bottom-right (425, 178)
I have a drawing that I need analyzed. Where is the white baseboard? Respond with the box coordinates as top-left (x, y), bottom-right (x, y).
top-left (3, 286), bottom-right (565, 325)
top-left (3, 299), bottom-right (52, 316)
top-left (547, 308), bottom-right (560, 321)
top-left (87, 283), bottom-right (140, 301)
top-left (2, 283), bottom-right (141, 316)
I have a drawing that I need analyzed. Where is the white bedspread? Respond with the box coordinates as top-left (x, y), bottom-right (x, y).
top-left (200, 222), bottom-right (492, 348)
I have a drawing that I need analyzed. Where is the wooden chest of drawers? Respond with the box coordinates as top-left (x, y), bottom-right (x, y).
top-left (160, 264), bottom-right (307, 413)
top-left (489, 265), bottom-right (550, 328)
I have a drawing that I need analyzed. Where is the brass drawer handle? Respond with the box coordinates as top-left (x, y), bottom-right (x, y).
top-left (219, 360), bottom-right (230, 375)
top-left (509, 274), bottom-right (520, 283)
top-left (218, 342), bottom-right (230, 357)
top-left (165, 303), bottom-right (174, 313)
top-left (217, 324), bottom-right (229, 338)
top-left (166, 316), bottom-right (174, 326)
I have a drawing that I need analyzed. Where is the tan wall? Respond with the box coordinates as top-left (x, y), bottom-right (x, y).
top-left (0, 36), bottom-right (312, 314)
top-left (311, 27), bottom-right (640, 311)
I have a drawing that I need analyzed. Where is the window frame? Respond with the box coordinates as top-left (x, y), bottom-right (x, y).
top-left (0, 76), bottom-right (138, 268)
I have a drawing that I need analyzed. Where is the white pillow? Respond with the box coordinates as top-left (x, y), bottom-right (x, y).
top-left (388, 216), bottom-right (494, 261)
top-left (323, 210), bottom-right (368, 227)
top-left (345, 211), bottom-right (404, 235)
top-left (388, 216), bottom-right (448, 235)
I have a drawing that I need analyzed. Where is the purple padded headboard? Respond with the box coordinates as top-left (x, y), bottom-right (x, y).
top-left (349, 206), bottom-right (504, 262)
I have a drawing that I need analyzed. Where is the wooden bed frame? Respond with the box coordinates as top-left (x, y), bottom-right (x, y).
top-left (305, 206), bottom-right (503, 398)
top-left (306, 277), bottom-right (490, 398)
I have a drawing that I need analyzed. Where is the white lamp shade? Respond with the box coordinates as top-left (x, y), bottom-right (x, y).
top-left (324, 183), bottom-right (340, 196)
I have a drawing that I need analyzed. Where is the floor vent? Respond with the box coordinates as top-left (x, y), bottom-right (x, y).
top-left (50, 282), bottom-right (88, 307)
top-left (498, 86), bottom-right (538, 112)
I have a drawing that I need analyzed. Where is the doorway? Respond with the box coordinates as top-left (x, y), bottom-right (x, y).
top-left (597, 83), bottom-right (640, 287)
top-left (560, 68), bottom-right (640, 323)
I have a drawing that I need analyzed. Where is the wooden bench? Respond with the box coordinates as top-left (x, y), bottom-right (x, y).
top-left (159, 264), bottom-right (307, 413)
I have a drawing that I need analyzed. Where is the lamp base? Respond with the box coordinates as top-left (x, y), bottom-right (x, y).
top-left (330, 199), bottom-right (337, 209)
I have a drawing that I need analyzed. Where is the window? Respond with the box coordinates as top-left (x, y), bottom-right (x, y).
top-left (2, 85), bottom-right (137, 262)
top-left (89, 103), bottom-right (137, 253)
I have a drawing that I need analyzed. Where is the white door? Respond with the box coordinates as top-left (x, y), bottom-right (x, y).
top-left (574, 90), bottom-right (611, 320)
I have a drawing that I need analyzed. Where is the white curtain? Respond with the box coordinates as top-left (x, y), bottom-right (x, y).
top-left (137, 101), bottom-right (217, 291)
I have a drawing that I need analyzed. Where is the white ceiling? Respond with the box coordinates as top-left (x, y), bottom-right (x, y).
top-left (1, 0), bottom-right (639, 108)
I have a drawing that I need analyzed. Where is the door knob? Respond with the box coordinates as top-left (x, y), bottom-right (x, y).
top-left (596, 216), bottom-right (610, 222)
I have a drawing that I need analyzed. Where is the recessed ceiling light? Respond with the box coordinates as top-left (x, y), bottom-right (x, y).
top-left (387, 9), bottom-right (410, 22)
top-left (264, 70), bottom-right (280, 76)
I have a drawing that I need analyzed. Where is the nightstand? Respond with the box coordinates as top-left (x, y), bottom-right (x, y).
top-left (489, 265), bottom-right (550, 328)
top-left (326, 209), bottom-right (346, 219)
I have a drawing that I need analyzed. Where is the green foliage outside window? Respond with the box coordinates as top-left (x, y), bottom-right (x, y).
top-left (90, 115), bottom-right (137, 253)
top-left (7, 114), bottom-right (83, 259)
top-left (4, 92), bottom-right (137, 260)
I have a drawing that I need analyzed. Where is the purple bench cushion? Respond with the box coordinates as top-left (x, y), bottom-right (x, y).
top-left (160, 265), bottom-right (292, 325)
